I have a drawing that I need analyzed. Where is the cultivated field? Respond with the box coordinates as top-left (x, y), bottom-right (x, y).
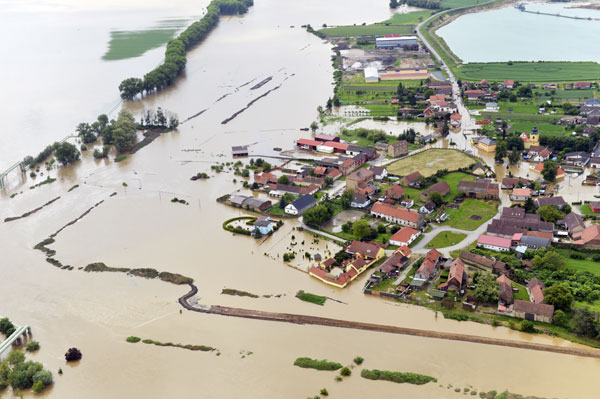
top-left (454, 62), bottom-right (600, 82)
top-left (319, 24), bottom-right (413, 37)
top-left (386, 149), bottom-right (475, 177)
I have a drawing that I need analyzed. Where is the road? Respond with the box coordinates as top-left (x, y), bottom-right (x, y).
top-left (410, 223), bottom-right (489, 257)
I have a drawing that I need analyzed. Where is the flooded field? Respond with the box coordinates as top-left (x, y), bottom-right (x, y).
top-left (1, 0), bottom-right (600, 398)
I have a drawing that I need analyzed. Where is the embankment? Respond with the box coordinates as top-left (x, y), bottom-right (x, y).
top-left (178, 284), bottom-right (600, 359)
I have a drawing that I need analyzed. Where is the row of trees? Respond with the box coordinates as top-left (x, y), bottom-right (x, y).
top-left (0, 351), bottom-right (53, 393)
top-left (140, 107), bottom-right (179, 129)
top-left (119, 0), bottom-right (254, 100)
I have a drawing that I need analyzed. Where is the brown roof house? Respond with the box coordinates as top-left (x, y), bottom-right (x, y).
top-left (384, 184), bottom-right (405, 201)
top-left (439, 258), bottom-right (466, 291)
top-left (513, 299), bottom-right (554, 323)
top-left (420, 181), bottom-right (450, 202)
top-left (401, 171), bottom-right (423, 187)
top-left (388, 141), bottom-right (409, 158)
top-left (346, 169), bottom-right (374, 190)
top-left (527, 278), bottom-right (545, 304)
top-left (497, 274), bottom-right (514, 305)
top-left (573, 225), bottom-right (600, 249)
top-left (371, 202), bottom-right (424, 229)
top-left (458, 180), bottom-right (499, 200)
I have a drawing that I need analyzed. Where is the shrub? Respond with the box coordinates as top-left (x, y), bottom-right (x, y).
top-left (520, 320), bottom-right (535, 333)
top-left (296, 291), bottom-right (327, 306)
top-left (340, 367), bottom-right (351, 376)
top-left (293, 357), bottom-right (342, 371)
top-left (115, 154), bottom-right (127, 162)
top-left (126, 336), bottom-right (141, 343)
top-left (353, 356), bottom-right (364, 365)
top-left (65, 347), bottom-right (82, 362)
top-left (26, 341), bottom-right (40, 352)
top-left (361, 369), bottom-right (437, 385)
top-left (320, 388), bottom-right (329, 396)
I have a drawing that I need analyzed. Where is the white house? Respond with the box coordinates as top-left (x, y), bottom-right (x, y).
top-left (285, 194), bottom-right (316, 216)
top-left (369, 166), bottom-right (388, 181)
top-left (350, 194), bottom-right (370, 209)
top-left (389, 227), bottom-right (421, 247)
top-left (253, 216), bottom-right (275, 236)
top-left (477, 234), bottom-right (511, 252)
top-left (485, 102), bottom-right (499, 112)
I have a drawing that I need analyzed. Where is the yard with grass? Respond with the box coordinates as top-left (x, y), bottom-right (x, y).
top-left (371, 277), bottom-right (398, 293)
top-left (454, 62), bottom-right (600, 82)
top-left (443, 199), bottom-right (498, 231)
top-left (556, 249), bottom-right (600, 277)
top-left (319, 23), bottom-right (414, 38)
top-left (425, 231), bottom-right (466, 249)
top-left (402, 171), bottom-right (475, 204)
top-left (513, 283), bottom-right (529, 301)
top-left (579, 204), bottom-right (597, 216)
top-left (386, 149), bottom-right (476, 177)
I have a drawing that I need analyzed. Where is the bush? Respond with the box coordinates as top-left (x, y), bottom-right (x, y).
top-left (296, 291), bottom-right (326, 305)
top-left (360, 369), bottom-right (437, 385)
top-left (65, 347), bottom-right (82, 362)
top-left (293, 357), bottom-right (342, 371)
top-left (126, 336), bottom-right (141, 343)
top-left (320, 388), bottom-right (329, 396)
top-left (353, 356), bottom-right (364, 365)
top-left (26, 341), bottom-right (40, 352)
top-left (520, 320), bottom-right (535, 333)
top-left (340, 367), bottom-right (351, 376)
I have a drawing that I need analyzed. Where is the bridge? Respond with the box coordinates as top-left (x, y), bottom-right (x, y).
top-left (0, 161), bottom-right (26, 190)
top-left (0, 324), bottom-right (32, 360)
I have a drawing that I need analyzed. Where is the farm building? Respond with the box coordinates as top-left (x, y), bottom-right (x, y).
top-left (375, 35), bottom-right (418, 49)
top-left (364, 67), bottom-right (379, 83)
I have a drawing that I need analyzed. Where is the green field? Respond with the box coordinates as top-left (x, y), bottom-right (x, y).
top-left (454, 62), bottom-right (600, 82)
top-left (425, 231), bottom-right (466, 249)
top-left (103, 19), bottom-right (189, 60)
top-left (441, 0), bottom-right (485, 8)
top-left (386, 149), bottom-right (476, 177)
top-left (403, 172), bottom-right (475, 203)
top-left (513, 283), bottom-right (529, 301)
top-left (382, 10), bottom-right (434, 24)
top-left (443, 199), bottom-right (498, 231)
top-left (579, 204), bottom-right (597, 216)
top-left (319, 24), bottom-right (414, 37)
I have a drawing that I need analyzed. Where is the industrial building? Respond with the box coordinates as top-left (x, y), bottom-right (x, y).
top-left (375, 35), bottom-right (418, 49)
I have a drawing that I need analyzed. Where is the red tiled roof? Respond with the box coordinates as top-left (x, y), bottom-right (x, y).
top-left (324, 142), bottom-right (349, 150)
top-left (297, 138), bottom-right (320, 146)
top-left (389, 227), bottom-right (419, 244)
top-left (371, 202), bottom-right (421, 224)
top-left (531, 285), bottom-right (544, 304)
top-left (477, 234), bottom-right (511, 248)
top-left (346, 241), bottom-right (382, 259)
top-left (397, 245), bottom-right (412, 257)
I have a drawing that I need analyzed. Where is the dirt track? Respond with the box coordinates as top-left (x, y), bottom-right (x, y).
top-left (178, 284), bottom-right (600, 359)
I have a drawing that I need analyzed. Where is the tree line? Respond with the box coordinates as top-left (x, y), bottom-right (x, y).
top-left (118, 0), bottom-right (254, 100)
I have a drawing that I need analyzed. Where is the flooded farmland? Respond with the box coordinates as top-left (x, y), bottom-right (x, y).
top-left (1, 0), bottom-right (599, 398)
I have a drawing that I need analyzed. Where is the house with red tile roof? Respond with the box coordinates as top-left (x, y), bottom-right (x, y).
top-left (389, 227), bottom-right (421, 247)
top-left (383, 184), bottom-right (405, 201)
top-left (414, 249), bottom-right (441, 282)
top-left (477, 234), bottom-right (511, 252)
top-left (497, 274), bottom-right (513, 305)
top-left (400, 171), bottom-right (423, 187)
top-left (439, 258), bottom-right (466, 292)
top-left (527, 278), bottom-right (545, 304)
top-left (513, 300), bottom-right (554, 323)
top-left (510, 188), bottom-right (531, 201)
top-left (371, 202), bottom-right (424, 229)
top-left (573, 224), bottom-right (600, 249)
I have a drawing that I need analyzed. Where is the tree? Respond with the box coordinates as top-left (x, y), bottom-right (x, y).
top-left (389, 0), bottom-right (399, 8)
top-left (533, 250), bottom-right (566, 271)
top-left (65, 348), bottom-right (82, 362)
top-left (544, 284), bottom-right (574, 312)
top-left (536, 204), bottom-right (563, 223)
top-left (474, 272), bottom-right (498, 303)
top-left (572, 309), bottom-right (599, 338)
top-left (523, 197), bottom-right (536, 214)
top-left (340, 189), bottom-right (354, 209)
top-left (542, 160), bottom-right (558, 182)
top-left (520, 320), bottom-right (535, 333)
top-left (553, 309), bottom-right (569, 327)
top-left (118, 77), bottom-right (143, 100)
top-left (494, 141), bottom-right (507, 162)
top-left (429, 191), bottom-right (444, 206)
top-left (326, 98), bottom-right (332, 110)
top-left (76, 122), bottom-right (96, 144)
top-left (352, 219), bottom-right (373, 241)
top-left (277, 175), bottom-right (289, 185)
top-left (441, 121), bottom-right (449, 137)
top-left (303, 204), bottom-right (334, 228)
top-left (508, 148), bottom-right (520, 164)
top-left (310, 121), bottom-right (318, 133)
top-left (112, 110), bottom-right (137, 153)
top-left (54, 142), bottom-right (80, 165)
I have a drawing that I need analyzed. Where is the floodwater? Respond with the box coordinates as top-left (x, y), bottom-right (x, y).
top-left (437, 2), bottom-right (600, 63)
top-left (1, 0), bottom-right (599, 398)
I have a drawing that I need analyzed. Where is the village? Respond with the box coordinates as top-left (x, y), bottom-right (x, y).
top-left (211, 28), bottom-right (600, 345)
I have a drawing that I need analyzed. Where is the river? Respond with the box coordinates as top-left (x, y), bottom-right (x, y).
top-left (1, 0), bottom-right (599, 398)
top-left (437, 2), bottom-right (600, 63)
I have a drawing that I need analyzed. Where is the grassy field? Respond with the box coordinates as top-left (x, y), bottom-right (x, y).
top-left (103, 20), bottom-right (188, 60)
top-left (403, 172), bottom-right (475, 203)
top-left (319, 24), bottom-right (414, 37)
top-left (425, 231), bottom-right (466, 249)
top-left (579, 204), bottom-right (597, 215)
top-left (443, 199), bottom-right (498, 231)
top-left (441, 0), bottom-right (485, 8)
top-left (454, 62), bottom-right (600, 82)
top-left (556, 249), bottom-right (600, 276)
top-left (382, 10), bottom-right (434, 24)
top-left (386, 149), bottom-right (476, 177)
top-left (513, 283), bottom-right (530, 301)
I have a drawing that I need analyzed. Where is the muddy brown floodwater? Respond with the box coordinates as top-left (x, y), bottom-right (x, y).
top-left (1, 0), bottom-right (599, 398)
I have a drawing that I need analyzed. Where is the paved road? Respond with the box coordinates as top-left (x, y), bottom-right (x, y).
top-left (411, 223), bottom-right (489, 257)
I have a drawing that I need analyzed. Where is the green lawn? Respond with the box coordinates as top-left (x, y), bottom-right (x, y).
top-left (580, 204), bottom-right (597, 216)
top-left (443, 199), bottom-right (498, 231)
top-left (513, 283), bottom-right (529, 301)
top-left (319, 24), bottom-right (414, 38)
top-left (441, 0), bottom-right (485, 8)
top-left (402, 172), bottom-right (475, 204)
top-left (371, 277), bottom-right (398, 293)
top-left (556, 249), bottom-right (600, 276)
top-left (454, 62), bottom-right (600, 82)
top-left (425, 231), bottom-right (467, 249)
top-left (382, 10), bottom-right (434, 24)
top-left (386, 149), bottom-right (477, 177)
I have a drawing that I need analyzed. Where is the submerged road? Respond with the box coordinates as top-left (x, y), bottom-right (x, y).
top-left (178, 284), bottom-right (600, 359)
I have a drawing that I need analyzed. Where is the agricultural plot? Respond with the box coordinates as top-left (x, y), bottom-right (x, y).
top-left (319, 24), bottom-right (414, 38)
top-left (454, 62), bottom-right (600, 82)
top-left (386, 149), bottom-right (476, 177)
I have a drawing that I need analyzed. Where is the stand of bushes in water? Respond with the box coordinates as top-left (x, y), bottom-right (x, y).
top-left (360, 369), bottom-right (437, 385)
top-left (126, 336), bottom-right (215, 352)
top-left (83, 262), bottom-right (194, 285)
top-left (0, 318), bottom-right (16, 337)
top-left (118, 0), bottom-right (254, 100)
top-left (293, 357), bottom-right (342, 371)
top-left (222, 216), bottom-right (257, 235)
top-left (0, 351), bottom-right (53, 393)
